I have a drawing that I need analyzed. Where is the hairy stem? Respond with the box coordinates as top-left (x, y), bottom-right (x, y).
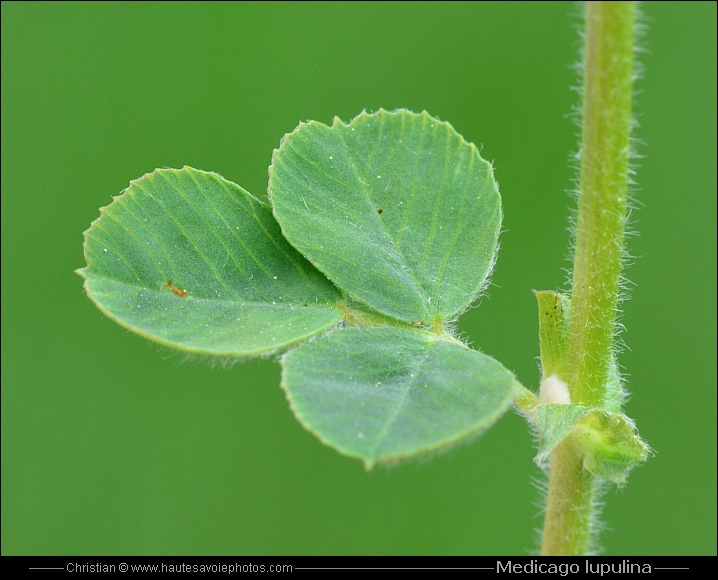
top-left (541, 1), bottom-right (636, 556)
top-left (542, 435), bottom-right (595, 556)
top-left (566, 1), bottom-right (635, 407)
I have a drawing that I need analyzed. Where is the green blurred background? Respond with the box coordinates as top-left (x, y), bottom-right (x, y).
top-left (2, 1), bottom-right (715, 556)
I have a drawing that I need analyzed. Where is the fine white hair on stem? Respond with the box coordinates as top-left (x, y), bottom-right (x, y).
top-left (561, 1), bottom-right (646, 411)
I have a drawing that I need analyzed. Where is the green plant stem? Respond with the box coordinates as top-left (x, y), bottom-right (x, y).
top-left (541, 1), bottom-right (635, 556)
top-left (542, 435), bottom-right (595, 556)
top-left (567, 1), bottom-right (635, 407)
